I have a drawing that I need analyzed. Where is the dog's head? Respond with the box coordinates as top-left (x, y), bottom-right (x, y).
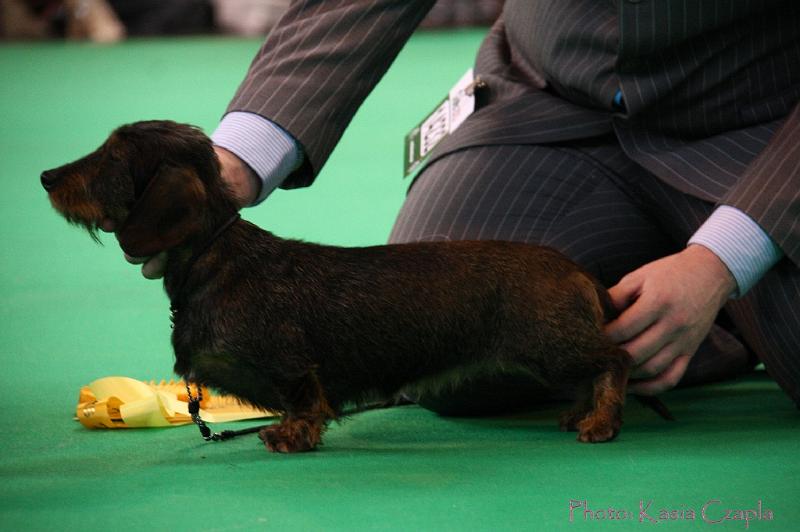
top-left (42, 120), bottom-right (235, 257)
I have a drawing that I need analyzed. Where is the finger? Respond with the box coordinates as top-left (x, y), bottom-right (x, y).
top-left (605, 296), bottom-right (661, 345)
top-left (125, 253), bottom-right (148, 265)
top-left (606, 275), bottom-right (640, 313)
top-left (629, 341), bottom-right (681, 379)
top-left (629, 354), bottom-right (691, 395)
top-left (622, 319), bottom-right (677, 368)
top-left (141, 252), bottom-right (167, 279)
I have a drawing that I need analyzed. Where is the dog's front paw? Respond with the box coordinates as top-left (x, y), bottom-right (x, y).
top-left (576, 413), bottom-right (621, 443)
top-left (258, 419), bottom-right (322, 453)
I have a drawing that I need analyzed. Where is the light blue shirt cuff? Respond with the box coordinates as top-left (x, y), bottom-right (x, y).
top-left (688, 205), bottom-right (783, 298)
top-left (211, 112), bottom-right (303, 205)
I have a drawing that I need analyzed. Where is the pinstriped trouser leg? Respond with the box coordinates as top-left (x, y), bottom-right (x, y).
top-left (725, 271), bottom-right (800, 407)
top-left (390, 143), bottom-right (675, 285)
top-left (388, 141), bottom-right (798, 414)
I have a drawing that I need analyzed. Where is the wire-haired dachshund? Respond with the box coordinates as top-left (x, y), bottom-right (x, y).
top-left (42, 120), bottom-right (641, 452)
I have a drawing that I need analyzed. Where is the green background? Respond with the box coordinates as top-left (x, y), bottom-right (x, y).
top-left (1, 30), bottom-right (797, 531)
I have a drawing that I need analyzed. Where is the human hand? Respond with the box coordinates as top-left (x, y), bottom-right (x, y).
top-left (106, 145), bottom-right (260, 279)
top-left (605, 245), bottom-right (737, 395)
top-left (214, 145), bottom-right (262, 208)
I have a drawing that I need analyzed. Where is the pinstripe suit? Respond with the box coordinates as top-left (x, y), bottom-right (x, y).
top-left (225, 0), bottom-right (800, 409)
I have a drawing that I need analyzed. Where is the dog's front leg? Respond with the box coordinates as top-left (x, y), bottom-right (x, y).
top-left (258, 371), bottom-right (336, 453)
top-left (260, 416), bottom-right (326, 453)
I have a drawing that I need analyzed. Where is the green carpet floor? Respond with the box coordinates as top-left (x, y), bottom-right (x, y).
top-left (1, 30), bottom-right (798, 531)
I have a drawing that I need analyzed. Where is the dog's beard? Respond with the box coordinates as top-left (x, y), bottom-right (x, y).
top-left (47, 189), bottom-right (106, 244)
top-left (51, 200), bottom-right (103, 244)
top-left (65, 214), bottom-right (102, 243)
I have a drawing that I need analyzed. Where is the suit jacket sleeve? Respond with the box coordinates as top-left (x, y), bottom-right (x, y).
top-left (724, 102), bottom-right (800, 266)
top-left (225, 0), bottom-right (436, 189)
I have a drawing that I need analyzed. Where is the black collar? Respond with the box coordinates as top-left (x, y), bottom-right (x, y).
top-left (169, 212), bottom-right (241, 325)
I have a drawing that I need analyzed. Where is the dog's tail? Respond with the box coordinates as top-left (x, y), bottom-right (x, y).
top-left (592, 278), bottom-right (620, 323)
top-left (634, 395), bottom-right (676, 421)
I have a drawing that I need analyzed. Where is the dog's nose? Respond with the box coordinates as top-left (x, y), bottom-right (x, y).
top-left (41, 170), bottom-right (61, 191)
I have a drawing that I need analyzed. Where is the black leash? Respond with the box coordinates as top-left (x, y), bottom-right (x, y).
top-left (186, 383), bottom-right (264, 441)
top-left (185, 382), bottom-right (413, 442)
top-left (158, 210), bottom-right (259, 442)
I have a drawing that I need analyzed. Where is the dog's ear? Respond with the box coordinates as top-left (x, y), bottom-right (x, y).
top-left (116, 165), bottom-right (206, 257)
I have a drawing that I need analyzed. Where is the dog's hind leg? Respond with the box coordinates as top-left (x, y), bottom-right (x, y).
top-left (576, 347), bottom-right (631, 443)
top-left (259, 371), bottom-right (336, 453)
